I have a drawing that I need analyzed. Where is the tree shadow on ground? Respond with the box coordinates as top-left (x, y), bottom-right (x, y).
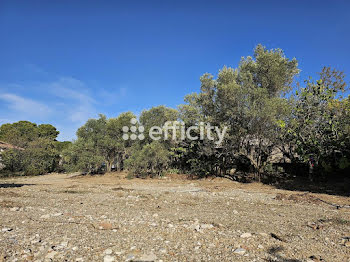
top-left (0, 183), bottom-right (34, 188)
top-left (265, 176), bottom-right (350, 197)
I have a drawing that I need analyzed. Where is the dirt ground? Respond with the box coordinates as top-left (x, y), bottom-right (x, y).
top-left (0, 172), bottom-right (349, 262)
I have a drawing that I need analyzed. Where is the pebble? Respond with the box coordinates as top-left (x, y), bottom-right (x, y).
top-left (138, 253), bottom-right (157, 262)
top-left (46, 251), bottom-right (58, 259)
top-left (104, 248), bottom-right (113, 255)
top-left (240, 233), bottom-right (252, 238)
top-left (233, 248), bottom-right (246, 255)
top-left (103, 255), bottom-right (115, 262)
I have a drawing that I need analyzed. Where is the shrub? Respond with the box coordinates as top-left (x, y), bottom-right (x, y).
top-left (125, 142), bottom-right (170, 177)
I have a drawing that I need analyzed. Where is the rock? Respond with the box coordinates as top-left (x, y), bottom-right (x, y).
top-left (98, 222), bottom-right (114, 230)
top-left (104, 249), bottom-right (113, 255)
top-left (240, 233), bottom-right (252, 238)
top-left (138, 253), bottom-right (157, 262)
top-left (201, 224), bottom-right (214, 229)
top-left (125, 254), bottom-right (135, 261)
top-left (1, 228), bottom-right (12, 232)
top-left (258, 244), bottom-right (264, 249)
top-left (103, 255), bottom-right (115, 262)
top-left (52, 212), bottom-right (63, 217)
top-left (60, 241), bottom-right (68, 248)
top-left (341, 237), bottom-right (350, 247)
top-left (10, 207), bottom-right (20, 211)
top-left (46, 251), bottom-right (58, 259)
top-left (233, 248), bottom-right (246, 255)
top-left (40, 214), bottom-right (50, 219)
top-left (194, 224), bottom-right (201, 232)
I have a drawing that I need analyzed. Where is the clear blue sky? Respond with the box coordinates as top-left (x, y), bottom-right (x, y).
top-left (0, 0), bottom-right (349, 141)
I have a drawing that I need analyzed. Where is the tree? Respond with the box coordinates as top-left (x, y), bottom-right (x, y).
top-left (64, 113), bottom-right (136, 174)
top-left (22, 138), bottom-right (59, 175)
top-left (177, 44), bottom-right (299, 179)
top-left (281, 67), bottom-right (349, 180)
top-left (38, 124), bottom-right (59, 139)
top-left (0, 121), bottom-right (39, 147)
top-left (125, 142), bottom-right (170, 177)
top-left (0, 121), bottom-right (59, 148)
top-left (140, 105), bottom-right (178, 143)
top-left (1, 149), bottom-right (24, 173)
top-left (0, 121), bottom-right (61, 176)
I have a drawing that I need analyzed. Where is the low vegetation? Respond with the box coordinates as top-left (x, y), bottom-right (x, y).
top-left (1, 45), bottom-right (349, 186)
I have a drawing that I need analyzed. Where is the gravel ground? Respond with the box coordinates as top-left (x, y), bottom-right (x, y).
top-left (0, 173), bottom-right (349, 262)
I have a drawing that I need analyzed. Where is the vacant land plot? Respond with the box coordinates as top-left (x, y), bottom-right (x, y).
top-left (0, 173), bottom-right (349, 262)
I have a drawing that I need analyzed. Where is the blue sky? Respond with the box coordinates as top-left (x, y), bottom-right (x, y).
top-left (0, 0), bottom-right (349, 141)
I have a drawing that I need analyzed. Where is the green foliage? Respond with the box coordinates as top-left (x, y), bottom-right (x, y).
top-left (22, 138), bottom-right (59, 175)
top-left (63, 113), bottom-right (136, 174)
top-left (1, 149), bottom-right (24, 172)
top-left (1, 44), bottom-right (349, 182)
top-left (125, 142), bottom-right (170, 177)
top-left (0, 121), bottom-right (61, 176)
top-left (282, 67), bottom-right (349, 178)
top-left (177, 44), bottom-right (299, 178)
top-left (0, 121), bottom-right (59, 148)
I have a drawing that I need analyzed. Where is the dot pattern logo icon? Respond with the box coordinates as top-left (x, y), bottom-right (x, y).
top-left (122, 118), bottom-right (145, 140)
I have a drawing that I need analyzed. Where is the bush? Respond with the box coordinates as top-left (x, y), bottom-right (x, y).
top-left (22, 138), bottom-right (59, 176)
top-left (125, 142), bottom-right (170, 177)
top-left (1, 149), bottom-right (24, 172)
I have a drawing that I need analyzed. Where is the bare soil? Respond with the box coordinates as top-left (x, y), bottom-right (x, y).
top-left (0, 172), bottom-right (349, 262)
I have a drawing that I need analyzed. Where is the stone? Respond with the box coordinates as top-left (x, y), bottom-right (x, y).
top-left (46, 251), bottom-right (58, 259)
top-left (10, 207), bottom-right (20, 211)
top-left (1, 228), bottom-right (12, 232)
top-left (103, 255), bottom-right (115, 262)
top-left (99, 222), bottom-right (114, 230)
top-left (60, 241), bottom-right (68, 248)
top-left (240, 233), bottom-right (252, 238)
top-left (138, 253), bottom-right (157, 262)
top-left (233, 248), bottom-right (246, 255)
top-left (104, 249), bottom-right (113, 255)
top-left (194, 224), bottom-right (201, 231)
top-left (201, 224), bottom-right (214, 229)
top-left (40, 214), bottom-right (50, 219)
